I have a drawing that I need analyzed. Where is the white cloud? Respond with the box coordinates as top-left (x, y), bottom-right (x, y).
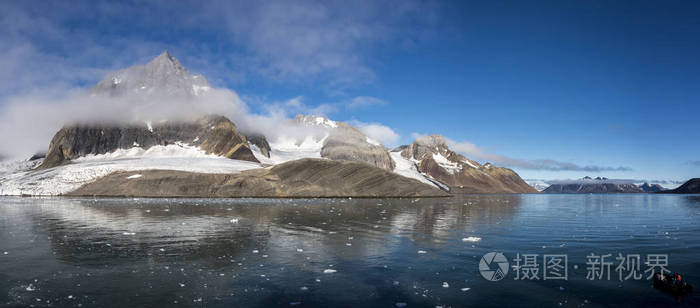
top-left (353, 121), bottom-right (400, 146)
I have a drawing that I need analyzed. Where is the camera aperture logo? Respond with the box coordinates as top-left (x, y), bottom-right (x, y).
top-left (479, 252), bottom-right (509, 281)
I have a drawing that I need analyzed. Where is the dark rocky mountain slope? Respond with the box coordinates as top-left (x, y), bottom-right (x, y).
top-left (69, 158), bottom-right (448, 198)
top-left (658, 178), bottom-right (700, 194)
top-left (39, 115), bottom-right (258, 169)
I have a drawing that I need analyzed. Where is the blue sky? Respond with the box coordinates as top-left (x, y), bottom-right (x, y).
top-left (0, 0), bottom-right (698, 185)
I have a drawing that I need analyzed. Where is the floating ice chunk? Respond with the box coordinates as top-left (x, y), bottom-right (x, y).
top-left (122, 232), bottom-right (136, 235)
top-left (26, 284), bottom-right (36, 291)
top-left (3, 251), bottom-right (7, 255)
top-left (442, 282), bottom-right (449, 288)
top-left (461, 237), bottom-right (481, 242)
top-left (300, 286), bottom-right (308, 291)
top-left (126, 174), bottom-right (142, 179)
top-left (417, 250), bottom-right (427, 254)
top-left (395, 303), bottom-right (407, 307)
top-left (323, 269), bottom-right (337, 274)
top-left (296, 248), bottom-right (304, 252)
top-left (179, 283), bottom-right (185, 287)
top-left (252, 250), bottom-right (259, 254)
top-left (461, 287), bottom-right (470, 292)
top-left (230, 218), bottom-right (239, 223)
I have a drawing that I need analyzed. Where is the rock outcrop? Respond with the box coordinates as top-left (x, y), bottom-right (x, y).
top-left (39, 115), bottom-right (258, 169)
top-left (69, 158), bottom-right (449, 198)
top-left (244, 133), bottom-right (271, 158)
top-left (293, 115), bottom-right (395, 170)
top-left (399, 135), bottom-right (536, 193)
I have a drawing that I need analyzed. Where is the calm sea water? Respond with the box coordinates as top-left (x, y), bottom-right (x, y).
top-left (1, 194), bottom-right (699, 307)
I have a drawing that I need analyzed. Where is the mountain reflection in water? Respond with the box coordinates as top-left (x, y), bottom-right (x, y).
top-left (1, 195), bottom-right (698, 307)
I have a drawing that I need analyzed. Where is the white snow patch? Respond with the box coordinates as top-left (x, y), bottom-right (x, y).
top-left (126, 174), bottom-right (142, 179)
top-left (314, 117), bottom-right (337, 128)
top-left (323, 269), bottom-right (337, 274)
top-left (389, 152), bottom-right (440, 189)
top-left (146, 121), bottom-right (153, 132)
top-left (132, 141), bottom-right (140, 147)
top-left (432, 153), bottom-right (462, 174)
top-left (0, 144), bottom-right (261, 196)
top-left (265, 134), bottom-right (327, 164)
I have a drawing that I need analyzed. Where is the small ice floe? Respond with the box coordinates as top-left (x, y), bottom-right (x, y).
top-left (123, 232), bottom-right (136, 236)
top-left (442, 282), bottom-right (449, 288)
top-left (179, 283), bottom-right (186, 287)
top-left (252, 250), bottom-right (259, 254)
top-left (460, 287), bottom-right (470, 292)
top-left (230, 218), bottom-right (239, 223)
top-left (300, 286), bottom-right (308, 291)
top-left (417, 250), bottom-right (427, 254)
top-left (126, 174), bottom-right (142, 179)
top-left (3, 252), bottom-right (7, 255)
top-left (462, 237), bottom-right (481, 242)
top-left (296, 248), bottom-right (304, 252)
top-left (346, 243), bottom-right (352, 246)
top-left (25, 284), bottom-right (36, 291)
top-left (159, 248), bottom-right (166, 252)
top-left (395, 302), bottom-right (407, 307)
top-left (559, 286), bottom-right (565, 291)
top-left (323, 269), bottom-right (337, 274)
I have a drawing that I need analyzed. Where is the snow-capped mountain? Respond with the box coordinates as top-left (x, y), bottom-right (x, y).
top-left (260, 115), bottom-right (394, 170)
top-left (394, 135), bottom-right (536, 193)
top-left (0, 51), bottom-right (524, 197)
top-left (92, 51), bottom-right (210, 97)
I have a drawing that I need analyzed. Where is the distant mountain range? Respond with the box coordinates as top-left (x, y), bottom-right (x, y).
top-left (0, 51), bottom-right (536, 197)
top-left (540, 177), bottom-right (668, 194)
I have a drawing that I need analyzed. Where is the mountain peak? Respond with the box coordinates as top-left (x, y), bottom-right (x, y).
top-left (92, 51), bottom-right (209, 97)
top-left (147, 50), bottom-right (186, 73)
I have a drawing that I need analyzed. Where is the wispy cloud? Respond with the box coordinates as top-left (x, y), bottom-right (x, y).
top-left (686, 160), bottom-right (700, 167)
top-left (410, 133), bottom-right (633, 172)
top-left (347, 96), bottom-right (387, 109)
top-left (0, 1), bottom-right (438, 98)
